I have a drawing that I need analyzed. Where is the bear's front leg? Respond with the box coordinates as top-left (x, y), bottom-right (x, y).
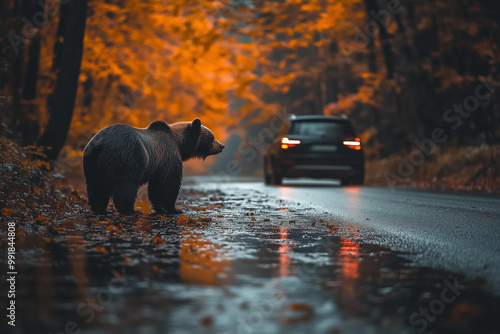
top-left (164, 186), bottom-right (183, 214)
top-left (148, 174), bottom-right (183, 215)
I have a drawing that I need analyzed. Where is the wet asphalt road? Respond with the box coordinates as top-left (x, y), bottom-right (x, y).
top-left (195, 177), bottom-right (500, 295)
top-left (3, 176), bottom-right (500, 334)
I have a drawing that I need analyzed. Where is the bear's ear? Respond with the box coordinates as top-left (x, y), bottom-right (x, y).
top-left (191, 118), bottom-right (201, 132)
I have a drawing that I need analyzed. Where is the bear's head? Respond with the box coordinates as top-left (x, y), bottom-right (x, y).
top-left (172, 118), bottom-right (224, 161)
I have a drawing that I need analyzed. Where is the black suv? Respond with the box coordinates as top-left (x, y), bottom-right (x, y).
top-left (263, 115), bottom-right (364, 185)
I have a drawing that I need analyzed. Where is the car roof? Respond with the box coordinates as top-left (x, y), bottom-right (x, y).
top-left (289, 115), bottom-right (350, 122)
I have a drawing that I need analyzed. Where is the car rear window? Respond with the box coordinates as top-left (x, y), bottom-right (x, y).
top-left (290, 121), bottom-right (355, 138)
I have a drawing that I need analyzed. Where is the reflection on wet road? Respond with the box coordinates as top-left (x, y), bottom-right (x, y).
top-left (1, 184), bottom-right (499, 334)
top-left (215, 178), bottom-right (500, 294)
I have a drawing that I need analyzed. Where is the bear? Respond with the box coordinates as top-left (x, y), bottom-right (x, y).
top-left (83, 118), bottom-right (224, 215)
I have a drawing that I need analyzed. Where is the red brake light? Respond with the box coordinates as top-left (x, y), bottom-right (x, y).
top-left (343, 138), bottom-right (361, 150)
top-left (281, 137), bottom-right (300, 149)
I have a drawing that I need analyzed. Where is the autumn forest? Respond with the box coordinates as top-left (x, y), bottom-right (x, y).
top-left (1, 0), bottom-right (499, 189)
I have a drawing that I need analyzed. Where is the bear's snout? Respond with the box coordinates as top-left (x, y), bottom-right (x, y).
top-left (210, 139), bottom-right (224, 155)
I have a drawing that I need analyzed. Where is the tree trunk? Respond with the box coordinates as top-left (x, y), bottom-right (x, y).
top-left (6, 0), bottom-right (36, 140)
top-left (407, 0), bottom-right (415, 29)
top-left (37, 0), bottom-right (89, 161)
top-left (21, 35), bottom-right (41, 100)
top-left (363, 0), bottom-right (394, 78)
top-left (51, 2), bottom-right (69, 72)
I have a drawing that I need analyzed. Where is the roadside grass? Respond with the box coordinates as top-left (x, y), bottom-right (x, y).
top-left (366, 144), bottom-right (500, 193)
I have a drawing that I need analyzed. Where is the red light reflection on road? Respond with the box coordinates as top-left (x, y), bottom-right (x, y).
top-left (344, 187), bottom-right (360, 194)
top-left (279, 227), bottom-right (292, 277)
top-left (340, 236), bottom-right (360, 293)
top-left (343, 186), bottom-right (361, 208)
top-left (278, 187), bottom-right (292, 200)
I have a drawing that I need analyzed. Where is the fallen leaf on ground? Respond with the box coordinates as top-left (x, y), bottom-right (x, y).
top-left (280, 303), bottom-right (314, 326)
top-left (178, 215), bottom-right (190, 223)
top-left (201, 316), bottom-right (213, 326)
top-left (450, 301), bottom-right (480, 326)
top-left (288, 303), bottom-right (314, 312)
top-left (153, 236), bottom-right (164, 245)
top-left (471, 277), bottom-right (487, 287)
top-left (107, 223), bottom-right (123, 233)
top-left (94, 246), bottom-right (107, 254)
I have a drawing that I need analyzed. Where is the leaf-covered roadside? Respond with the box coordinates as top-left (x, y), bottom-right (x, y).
top-left (0, 136), bottom-right (341, 239)
top-left (366, 144), bottom-right (500, 193)
top-left (0, 138), bottom-right (87, 226)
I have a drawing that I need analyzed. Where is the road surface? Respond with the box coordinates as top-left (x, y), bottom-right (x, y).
top-left (5, 176), bottom-right (500, 334)
top-left (192, 176), bottom-right (500, 294)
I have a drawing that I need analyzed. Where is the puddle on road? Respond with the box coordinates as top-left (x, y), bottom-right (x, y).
top-left (2, 188), bottom-right (500, 334)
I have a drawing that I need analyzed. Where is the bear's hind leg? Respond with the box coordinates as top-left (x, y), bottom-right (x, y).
top-left (112, 182), bottom-right (139, 215)
top-left (87, 183), bottom-right (110, 215)
top-left (147, 182), bottom-right (164, 214)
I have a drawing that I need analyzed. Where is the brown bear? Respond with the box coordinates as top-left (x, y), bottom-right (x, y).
top-left (83, 119), bottom-right (224, 215)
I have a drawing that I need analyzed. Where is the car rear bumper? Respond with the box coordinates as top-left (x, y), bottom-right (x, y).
top-left (275, 154), bottom-right (364, 179)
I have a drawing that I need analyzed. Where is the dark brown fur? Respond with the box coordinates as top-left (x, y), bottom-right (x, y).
top-left (83, 119), bottom-right (224, 215)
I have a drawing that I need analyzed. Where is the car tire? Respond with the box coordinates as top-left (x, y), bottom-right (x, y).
top-left (352, 167), bottom-right (365, 185)
top-left (264, 158), bottom-right (272, 185)
top-left (340, 178), bottom-right (350, 186)
top-left (352, 173), bottom-right (364, 185)
top-left (265, 157), bottom-right (282, 186)
top-left (273, 172), bottom-right (282, 185)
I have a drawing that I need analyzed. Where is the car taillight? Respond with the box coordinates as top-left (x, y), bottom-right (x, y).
top-left (281, 137), bottom-right (301, 149)
top-left (343, 138), bottom-right (361, 150)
